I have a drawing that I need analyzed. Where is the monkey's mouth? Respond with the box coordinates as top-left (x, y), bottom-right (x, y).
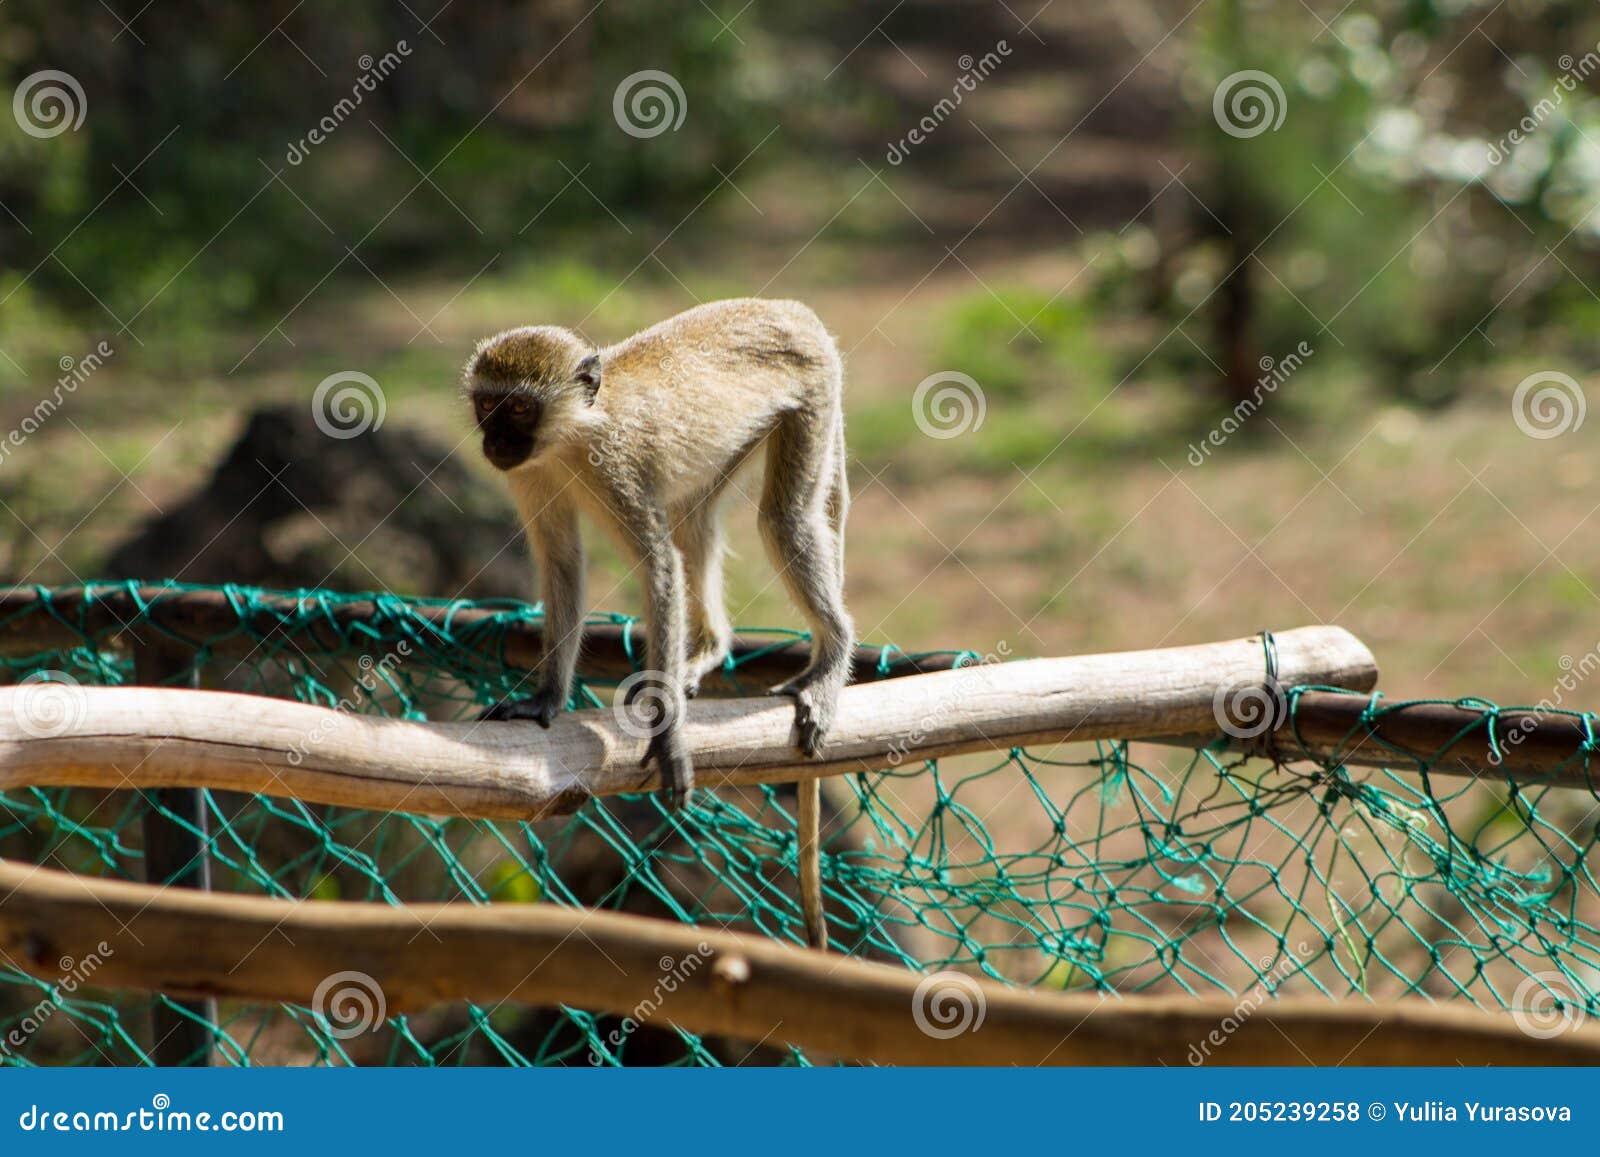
top-left (483, 436), bottom-right (534, 471)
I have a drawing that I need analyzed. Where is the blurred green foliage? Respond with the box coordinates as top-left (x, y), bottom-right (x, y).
top-left (0, 1), bottom-right (817, 327)
top-left (1173, 0), bottom-right (1600, 409)
top-left (5, 0), bottom-right (1600, 426)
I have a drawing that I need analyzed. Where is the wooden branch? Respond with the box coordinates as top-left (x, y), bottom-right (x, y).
top-left (0, 626), bottom-right (1376, 821)
top-left (0, 861), bottom-right (1589, 1066)
top-left (1150, 691), bottom-right (1600, 790)
top-left (0, 583), bottom-right (960, 691)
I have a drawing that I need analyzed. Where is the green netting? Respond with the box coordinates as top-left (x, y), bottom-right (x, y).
top-left (1, 581), bottom-right (1597, 1066)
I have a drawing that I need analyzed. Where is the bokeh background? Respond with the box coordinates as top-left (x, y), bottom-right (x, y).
top-left (4, 0), bottom-right (1600, 701)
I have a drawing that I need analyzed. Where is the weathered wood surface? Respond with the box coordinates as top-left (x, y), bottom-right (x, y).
top-left (0, 861), bottom-right (1590, 1066)
top-left (1152, 690), bottom-right (1600, 788)
top-left (0, 627), bottom-right (1376, 819)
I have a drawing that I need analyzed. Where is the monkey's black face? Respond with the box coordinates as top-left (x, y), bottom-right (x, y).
top-left (474, 392), bottom-right (543, 471)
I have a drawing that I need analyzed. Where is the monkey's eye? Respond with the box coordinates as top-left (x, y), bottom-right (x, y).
top-left (508, 398), bottom-right (530, 417)
top-left (474, 396), bottom-right (494, 415)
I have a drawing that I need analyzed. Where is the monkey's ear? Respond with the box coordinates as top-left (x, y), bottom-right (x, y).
top-left (575, 353), bottom-right (601, 402)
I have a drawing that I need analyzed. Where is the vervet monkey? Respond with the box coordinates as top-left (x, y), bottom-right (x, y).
top-left (470, 298), bottom-right (852, 950)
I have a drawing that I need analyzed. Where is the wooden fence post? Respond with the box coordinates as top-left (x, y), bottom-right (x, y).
top-left (133, 642), bottom-right (214, 1066)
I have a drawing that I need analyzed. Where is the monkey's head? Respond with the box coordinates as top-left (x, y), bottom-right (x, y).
top-left (464, 326), bottom-right (601, 472)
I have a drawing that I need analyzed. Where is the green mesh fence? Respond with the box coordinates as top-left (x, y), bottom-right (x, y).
top-left (0, 582), bottom-right (1596, 1066)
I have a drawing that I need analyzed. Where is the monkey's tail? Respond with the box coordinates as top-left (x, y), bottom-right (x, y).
top-left (799, 776), bottom-right (828, 951)
top-left (828, 407), bottom-right (849, 586)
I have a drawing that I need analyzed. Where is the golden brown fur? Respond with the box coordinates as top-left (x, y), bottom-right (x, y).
top-left (468, 298), bottom-right (851, 950)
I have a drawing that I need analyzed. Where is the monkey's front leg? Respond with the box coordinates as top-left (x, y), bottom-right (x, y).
top-left (636, 525), bottom-right (694, 809)
top-left (479, 507), bottom-right (585, 727)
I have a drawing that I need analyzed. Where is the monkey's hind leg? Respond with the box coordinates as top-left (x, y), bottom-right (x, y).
top-left (760, 414), bottom-right (854, 755)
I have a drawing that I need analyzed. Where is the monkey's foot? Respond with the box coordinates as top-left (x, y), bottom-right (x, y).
top-left (771, 681), bottom-right (835, 759)
top-left (642, 727), bottom-right (696, 811)
top-left (477, 688), bottom-right (565, 727)
top-left (636, 720), bottom-right (694, 809)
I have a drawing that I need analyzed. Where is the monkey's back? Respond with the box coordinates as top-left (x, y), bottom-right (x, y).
top-left (602, 298), bottom-right (838, 391)
top-left (593, 299), bottom-right (842, 505)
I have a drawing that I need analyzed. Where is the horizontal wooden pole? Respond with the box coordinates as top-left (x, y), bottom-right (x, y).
top-left (0, 626), bottom-right (1376, 820)
top-left (0, 861), bottom-right (1590, 1065)
top-left (1153, 691), bottom-right (1600, 789)
top-left (0, 583), bottom-right (960, 691)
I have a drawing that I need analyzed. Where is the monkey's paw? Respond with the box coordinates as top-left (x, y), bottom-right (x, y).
top-left (771, 682), bottom-right (834, 759)
top-left (478, 688), bottom-right (566, 727)
top-left (641, 727), bottom-right (696, 811)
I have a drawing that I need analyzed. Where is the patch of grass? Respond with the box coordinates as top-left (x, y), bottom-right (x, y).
top-left (934, 288), bottom-right (1114, 401)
